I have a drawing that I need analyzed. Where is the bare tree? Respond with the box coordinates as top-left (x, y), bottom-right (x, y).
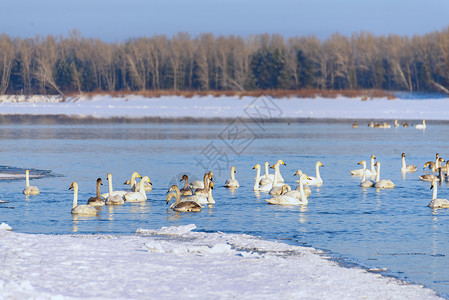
top-left (0, 34), bottom-right (15, 94)
top-left (33, 35), bottom-right (64, 96)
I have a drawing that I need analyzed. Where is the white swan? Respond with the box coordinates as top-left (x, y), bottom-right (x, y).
top-left (259, 162), bottom-right (274, 186)
top-left (125, 172), bottom-right (142, 191)
top-left (374, 162), bottom-right (395, 189)
top-left (293, 170), bottom-right (312, 198)
top-left (170, 181), bottom-right (214, 204)
top-left (272, 160), bottom-right (286, 183)
top-left (179, 174), bottom-right (193, 196)
top-left (401, 153), bottom-right (417, 173)
top-left (428, 181), bottom-right (449, 208)
top-left (166, 185), bottom-right (202, 212)
top-left (23, 170), bottom-right (40, 195)
top-left (415, 120), bottom-right (426, 129)
top-left (190, 171), bottom-right (213, 190)
top-left (303, 161), bottom-right (324, 186)
top-left (101, 173), bottom-right (127, 199)
top-left (360, 169), bottom-right (374, 188)
top-left (69, 182), bottom-right (97, 215)
top-left (253, 164), bottom-right (272, 192)
top-left (194, 173), bottom-right (214, 196)
top-left (224, 166), bottom-right (240, 188)
top-left (423, 153), bottom-right (443, 173)
top-left (124, 176), bottom-right (150, 202)
top-left (350, 155), bottom-right (376, 176)
top-left (265, 174), bottom-right (310, 205)
top-left (104, 173), bottom-right (125, 205)
top-left (87, 178), bottom-right (105, 207)
top-left (269, 164), bottom-right (290, 195)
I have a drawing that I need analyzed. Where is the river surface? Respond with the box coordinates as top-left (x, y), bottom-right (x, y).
top-left (1, 120), bottom-right (449, 297)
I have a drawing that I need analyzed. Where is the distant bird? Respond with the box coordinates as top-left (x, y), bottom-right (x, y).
top-left (394, 120), bottom-right (399, 127)
top-left (415, 120), bottom-right (426, 129)
top-left (352, 121), bottom-right (358, 128)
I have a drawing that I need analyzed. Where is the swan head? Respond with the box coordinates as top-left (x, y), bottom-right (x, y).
top-left (300, 174), bottom-right (311, 181)
top-left (97, 178), bottom-right (103, 185)
top-left (357, 160), bottom-right (366, 166)
top-left (231, 166), bottom-right (236, 173)
top-left (253, 164), bottom-right (261, 170)
top-left (124, 179), bottom-right (131, 185)
top-left (375, 162), bottom-right (381, 167)
top-left (317, 161), bottom-right (324, 167)
top-left (180, 174), bottom-right (189, 181)
top-left (107, 173), bottom-right (112, 180)
top-left (209, 181), bottom-right (214, 189)
top-left (167, 184), bottom-right (180, 194)
top-left (294, 169), bottom-right (303, 176)
top-left (69, 182), bottom-right (78, 191)
top-left (131, 172), bottom-right (142, 179)
top-left (277, 160), bottom-right (286, 166)
top-left (401, 153), bottom-right (405, 158)
top-left (371, 155), bottom-right (376, 160)
top-left (141, 176), bottom-right (151, 185)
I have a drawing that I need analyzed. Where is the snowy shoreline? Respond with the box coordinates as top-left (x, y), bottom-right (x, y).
top-left (0, 224), bottom-right (442, 299)
top-left (0, 94), bottom-right (449, 121)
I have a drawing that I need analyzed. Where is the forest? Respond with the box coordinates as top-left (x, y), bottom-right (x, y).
top-left (0, 28), bottom-right (448, 96)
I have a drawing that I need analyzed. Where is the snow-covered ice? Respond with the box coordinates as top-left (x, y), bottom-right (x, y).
top-left (0, 224), bottom-right (442, 299)
top-left (1, 94), bottom-right (449, 120)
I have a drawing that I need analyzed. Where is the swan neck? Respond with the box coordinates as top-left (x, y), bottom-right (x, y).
top-left (108, 175), bottom-right (113, 194)
top-left (376, 164), bottom-right (381, 182)
top-left (370, 158), bottom-right (375, 172)
top-left (361, 169), bottom-right (366, 182)
top-left (401, 156), bottom-right (406, 169)
top-left (254, 167), bottom-right (261, 190)
top-left (299, 176), bottom-right (305, 199)
top-left (25, 171), bottom-right (30, 187)
top-left (183, 178), bottom-right (189, 189)
top-left (231, 169), bottom-right (235, 180)
top-left (139, 181), bottom-right (146, 195)
top-left (96, 181), bottom-right (101, 197)
top-left (272, 165), bottom-right (278, 187)
top-left (131, 174), bottom-right (137, 191)
top-left (264, 163), bottom-right (270, 178)
top-left (432, 184), bottom-right (438, 200)
top-left (208, 187), bottom-right (214, 203)
top-left (72, 185), bottom-right (78, 208)
top-left (203, 174), bottom-right (209, 187)
top-left (315, 164), bottom-right (321, 181)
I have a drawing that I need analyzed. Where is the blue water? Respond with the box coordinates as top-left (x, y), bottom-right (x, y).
top-left (1, 120), bottom-right (449, 297)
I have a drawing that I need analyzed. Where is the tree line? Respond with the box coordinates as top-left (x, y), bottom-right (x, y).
top-left (0, 28), bottom-right (448, 96)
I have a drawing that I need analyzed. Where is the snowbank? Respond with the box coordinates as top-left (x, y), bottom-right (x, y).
top-left (0, 94), bottom-right (448, 120)
top-left (0, 224), bottom-right (441, 299)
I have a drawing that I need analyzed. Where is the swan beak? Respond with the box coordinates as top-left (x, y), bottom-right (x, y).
top-left (320, 163), bottom-right (324, 167)
top-left (252, 165), bottom-right (257, 169)
top-left (430, 185), bottom-right (434, 190)
top-left (270, 165), bottom-right (275, 169)
top-left (306, 176), bottom-right (312, 180)
top-left (357, 161), bottom-right (362, 165)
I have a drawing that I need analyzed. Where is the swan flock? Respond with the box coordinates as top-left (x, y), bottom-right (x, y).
top-left (18, 152), bottom-right (448, 214)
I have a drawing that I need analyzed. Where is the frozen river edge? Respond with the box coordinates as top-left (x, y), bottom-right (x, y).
top-left (0, 224), bottom-right (442, 299)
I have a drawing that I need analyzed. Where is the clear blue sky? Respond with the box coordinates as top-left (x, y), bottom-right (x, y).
top-left (1, 0), bottom-right (448, 41)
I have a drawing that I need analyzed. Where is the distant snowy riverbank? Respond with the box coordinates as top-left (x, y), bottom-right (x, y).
top-left (0, 94), bottom-right (448, 121)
